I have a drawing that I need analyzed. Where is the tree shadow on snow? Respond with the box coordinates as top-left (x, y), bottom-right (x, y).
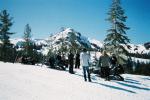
top-left (125, 78), bottom-right (139, 82)
top-left (74, 73), bottom-right (150, 93)
top-left (91, 81), bottom-right (136, 94)
top-left (116, 81), bottom-right (150, 91)
top-left (124, 78), bottom-right (141, 85)
top-left (74, 73), bottom-right (136, 93)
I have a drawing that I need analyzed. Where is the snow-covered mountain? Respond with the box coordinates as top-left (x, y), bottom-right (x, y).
top-left (122, 44), bottom-right (150, 54)
top-left (0, 62), bottom-right (150, 100)
top-left (122, 43), bottom-right (150, 63)
top-left (10, 28), bottom-right (103, 55)
top-left (47, 28), bottom-right (103, 50)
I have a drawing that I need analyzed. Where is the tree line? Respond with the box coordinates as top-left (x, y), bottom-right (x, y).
top-left (0, 10), bottom-right (43, 63)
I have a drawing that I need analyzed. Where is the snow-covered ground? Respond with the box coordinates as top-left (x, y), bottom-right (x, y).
top-left (0, 62), bottom-right (149, 100)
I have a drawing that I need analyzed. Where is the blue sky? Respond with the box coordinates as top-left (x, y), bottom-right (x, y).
top-left (0, 0), bottom-right (150, 44)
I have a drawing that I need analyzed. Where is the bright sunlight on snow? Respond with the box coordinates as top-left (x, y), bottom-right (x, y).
top-left (0, 62), bottom-right (150, 100)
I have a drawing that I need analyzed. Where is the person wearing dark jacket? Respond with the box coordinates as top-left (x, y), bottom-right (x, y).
top-left (110, 54), bottom-right (117, 69)
top-left (109, 53), bottom-right (124, 81)
top-left (99, 50), bottom-right (110, 81)
top-left (49, 55), bottom-right (55, 68)
top-left (56, 53), bottom-right (65, 70)
top-left (68, 51), bottom-right (74, 74)
top-left (75, 52), bottom-right (80, 69)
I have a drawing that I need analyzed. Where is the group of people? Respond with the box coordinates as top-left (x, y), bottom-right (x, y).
top-left (80, 49), bottom-right (124, 82)
top-left (48, 49), bottom-right (124, 82)
top-left (47, 49), bottom-right (92, 81)
top-left (59, 48), bottom-right (91, 81)
top-left (97, 50), bottom-right (124, 81)
top-left (19, 48), bottom-right (123, 82)
top-left (48, 51), bottom-right (81, 73)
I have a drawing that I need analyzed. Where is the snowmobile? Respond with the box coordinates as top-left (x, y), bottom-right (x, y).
top-left (109, 64), bottom-right (124, 81)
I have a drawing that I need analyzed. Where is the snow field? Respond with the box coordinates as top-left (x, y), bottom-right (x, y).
top-left (0, 62), bottom-right (149, 100)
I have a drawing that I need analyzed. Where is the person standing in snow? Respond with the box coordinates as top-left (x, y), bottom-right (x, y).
top-left (49, 55), bottom-right (55, 68)
top-left (75, 52), bottom-right (80, 69)
top-left (56, 52), bottom-right (65, 70)
top-left (80, 48), bottom-right (91, 82)
top-left (99, 50), bottom-right (110, 81)
top-left (110, 53), bottom-right (117, 69)
top-left (68, 50), bottom-right (74, 74)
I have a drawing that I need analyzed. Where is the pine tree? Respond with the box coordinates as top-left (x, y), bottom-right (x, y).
top-left (22, 24), bottom-right (43, 64)
top-left (104, 0), bottom-right (130, 60)
top-left (23, 24), bottom-right (33, 56)
top-left (0, 10), bottom-right (15, 62)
